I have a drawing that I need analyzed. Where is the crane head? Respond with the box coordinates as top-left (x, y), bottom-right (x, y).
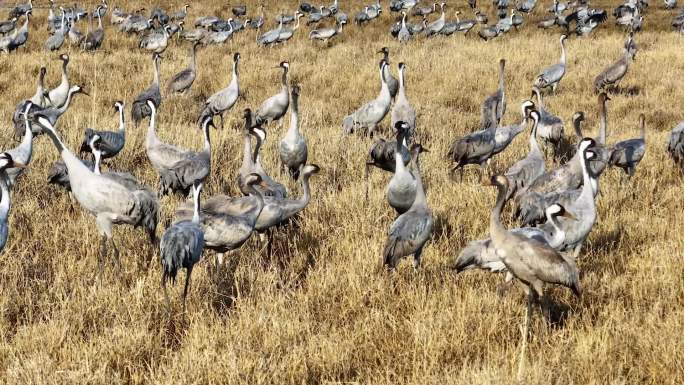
top-left (0, 152), bottom-right (27, 170)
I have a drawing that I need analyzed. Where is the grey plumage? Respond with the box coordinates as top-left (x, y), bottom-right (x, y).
top-left (492, 100), bottom-right (536, 156)
top-left (505, 109), bottom-right (545, 200)
top-left (382, 146), bottom-right (433, 269)
top-left (390, 62), bottom-right (417, 141)
top-left (162, 116), bottom-right (215, 196)
top-left (594, 35), bottom-right (637, 92)
top-left (377, 47), bottom-right (399, 99)
top-left (448, 99), bottom-right (499, 180)
top-left (47, 54), bottom-right (71, 109)
top-left (83, 8), bottom-right (105, 51)
top-left (609, 113), bottom-right (646, 177)
top-left (255, 61), bottom-right (290, 126)
top-left (279, 85), bottom-right (308, 180)
top-left (19, 85), bottom-right (88, 137)
top-left (166, 43), bottom-right (199, 94)
top-left (79, 101), bottom-right (126, 160)
top-left (47, 158), bottom-right (95, 191)
top-left (132, 54), bottom-right (162, 127)
top-left (532, 87), bottom-right (564, 158)
top-left (425, 2), bottom-right (446, 36)
top-left (198, 53), bottom-right (240, 128)
top-left (534, 35), bottom-right (567, 92)
top-left (342, 60), bottom-right (392, 137)
top-left (481, 59), bottom-right (506, 130)
top-left (160, 182), bottom-right (205, 311)
top-left (6, 102), bottom-right (34, 189)
top-left (667, 121), bottom-right (684, 167)
top-left (139, 25), bottom-right (171, 54)
top-left (238, 110), bottom-right (288, 199)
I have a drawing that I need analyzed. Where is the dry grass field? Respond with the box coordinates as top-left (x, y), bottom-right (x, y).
top-left (0, 0), bottom-right (683, 383)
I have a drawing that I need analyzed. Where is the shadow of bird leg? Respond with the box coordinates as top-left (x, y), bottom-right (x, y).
top-left (182, 266), bottom-right (193, 314)
top-left (540, 293), bottom-right (552, 323)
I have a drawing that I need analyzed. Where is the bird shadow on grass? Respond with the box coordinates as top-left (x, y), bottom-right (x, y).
top-left (583, 224), bottom-right (627, 277)
top-left (161, 311), bottom-right (190, 351)
top-left (609, 85), bottom-right (641, 97)
top-left (433, 211), bottom-right (461, 244)
top-left (272, 230), bottom-right (320, 292)
top-left (208, 255), bottom-right (243, 317)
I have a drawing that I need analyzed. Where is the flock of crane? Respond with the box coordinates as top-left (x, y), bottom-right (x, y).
top-left (0, 0), bottom-right (683, 377)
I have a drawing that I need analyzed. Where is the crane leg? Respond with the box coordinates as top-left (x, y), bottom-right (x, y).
top-left (111, 239), bottom-right (123, 279)
top-left (182, 266), bottom-right (193, 313)
top-left (496, 272), bottom-right (514, 297)
top-left (413, 247), bottom-right (424, 270)
top-left (219, 113), bottom-right (225, 129)
top-left (161, 272), bottom-right (171, 313)
top-left (364, 164), bottom-right (371, 204)
top-left (97, 235), bottom-right (107, 279)
top-left (517, 288), bottom-right (535, 382)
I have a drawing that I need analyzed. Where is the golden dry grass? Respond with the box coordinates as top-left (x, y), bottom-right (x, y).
top-left (0, 0), bottom-right (683, 383)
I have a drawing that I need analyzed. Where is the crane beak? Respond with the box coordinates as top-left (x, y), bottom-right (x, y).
top-left (12, 161), bottom-right (27, 169)
top-left (562, 210), bottom-right (577, 221)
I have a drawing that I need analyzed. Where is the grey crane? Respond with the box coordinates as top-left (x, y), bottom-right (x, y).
top-left (425, 2), bottom-right (446, 36)
top-left (492, 100), bottom-right (536, 156)
top-left (181, 27), bottom-right (208, 43)
top-left (47, 54), bottom-right (71, 108)
top-left (160, 181), bottom-right (204, 312)
top-left (202, 19), bottom-right (235, 45)
top-left (33, 114), bottom-right (159, 275)
top-left (477, 23), bottom-right (501, 41)
top-left (398, 12), bottom-right (411, 42)
top-left (505, 109), bottom-right (545, 200)
top-left (8, 12), bottom-right (31, 52)
top-left (68, 19), bottom-right (85, 46)
top-left (247, 4), bottom-right (265, 29)
top-left (132, 54), bottom-right (162, 127)
top-left (199, 52), bottom-right (240, 129)
top-left (535, 138), bottom-right (600, 259)
top-left (88, 134), bottom-right (141, 190)
top-left (342, 60), bottom-right (392, 137)
top-left (391, 62), bottom-right (417, 142)
top-left (45, 15), bottom-right (67, 51)
top-left (667, 121), bottom-right (684, 168)
top-left (309, 19), bottom-right (346, 43)
top-left (413, 2), bottom-right (437, 16)
top-left (19, 85), bottom-right (88, 137)
top-left (609, 113), bottom-right (646, 178)
top-left (456, 201), bottom-right (574, 275)
top-left (255, 61), bottom-right (290, 127)
top-left (665, 0), bottom-right (677, 9)
top-left (534, 34), bottom-right (567, 93)
top-left (110, 7), bottom-right (128, 25)
top-left (139, 24), bottom-right (172, 54)
top-left (83, 7), bottom-right (105, 51)
top-left (171, 4), bottom-right (190, 21)
top-left (365, 134), bottom-right (411, 200)
top-left (481, 59), bottom-right (506, 129)
top-left (277, 13), bottom-right (305, 43)
top-left (0, 18), bottom-right (18, 36)
top-left (485, 174), bottom-right (580, 381)
top-left (166, 43), bottom-right (199, 95)
top-left (177, 164), bottom-right (320, 258)
top-left (0, 153), bottom-right (27, 253)
top-left (6, 102), bottom-right (34, 189)
top-left (93, 0), bottom-right (108, 18)
top-left (594, 35), bottom-right (637, 93)
top-left (175, 173), bottom-right (267, 269)
top-left (238, 109), bottom-right (288, 198)
top-left (29, 67), bottom-right (48, 107)
top-left (532, 86), bottom-right (564, 159)
top-left (257, 19), bottom-right (284, 46)
top-left (515, 112), bottom-right (589, 214)
top-left (144, 100), bottom-right (190, 189)
top-left (387, 124), bottom-right (428, 215)
top-left (448, 100), bottom-right (499, 181)
top-left (159, 115), bottom-right (215, 196)
top-left (279, 85), bottom-right (308, 180)
top-left (377, 47), bottom-right (399, 99)
top-left (79, 101), bottom-right (126, 161)
top-left (382, 144), bottom-right (432, 270)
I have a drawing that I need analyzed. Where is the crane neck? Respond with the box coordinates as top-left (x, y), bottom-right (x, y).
top-left (546, 211), bottom-right (566, 248)
top-left (153, 57), bottom-right (160, 85)
top-left (529, 117), bottom-right (542, 155)
top-left (288, 93), bottom-right (299, 135)
top-left (281, 67), bottom-right (289, 88)
top-left (242, 130), bottom-right (254, 167)
top-left (146, 106), bottom-right (158, 145)
top-left (578, 145), bottom-right (594, 201)
top-left (117, 107), bottom-right (125, 133)
top-left (489, 181), bottom-right (508, 243)
top-left (202, 120), bottom-right (211, 152)
top-left (598, 98), bottom-right (607, 145)
top-left (394, 134), bottom-right (407, 173)
top-left (409, 152), bottom-right (427, 210)
top-left (559, 38), bottom-right (566, 65)
top-left (192, 184), bottom-right (201, 224)
top-left (398, 65), bottom-right (407, 99)
top-left (93, 148), bottom-right (102, 175)
top-left (639, 115), bottom-right (645, 140)
top-left (56, 89), bottom-right (76, 115)
top-left (0, 171), bottom-right (9, 220)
